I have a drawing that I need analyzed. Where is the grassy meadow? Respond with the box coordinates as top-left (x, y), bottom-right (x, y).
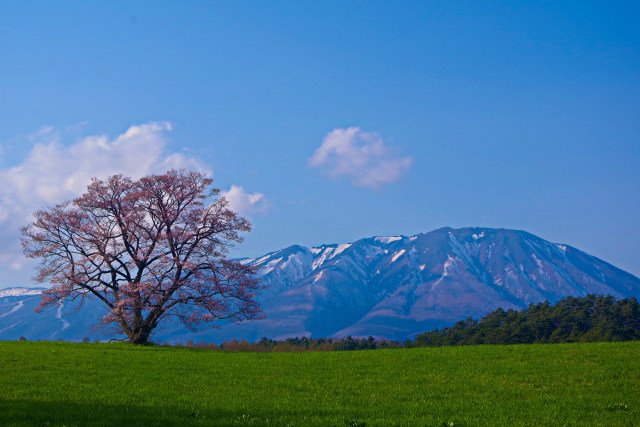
top-left (0, 341), bottom-right (638, 426)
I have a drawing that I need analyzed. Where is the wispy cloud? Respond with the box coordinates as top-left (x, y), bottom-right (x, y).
top-left (309, 127), bottom-right (413, 189)
top-left (0, 122), bottom-right (264, 273)
top-left (221, 185), bottom-right (268, 215)
top-left (27, 125), bottom-right (56, 142)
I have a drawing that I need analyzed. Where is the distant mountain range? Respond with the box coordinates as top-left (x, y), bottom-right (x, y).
top-left (2, 227), bottom-right (639, 342)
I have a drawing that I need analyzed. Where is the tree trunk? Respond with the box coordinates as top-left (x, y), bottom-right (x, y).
top-left (129, 326), bottom-right (151, 344)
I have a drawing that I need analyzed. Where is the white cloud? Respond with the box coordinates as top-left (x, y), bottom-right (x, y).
top-left (0, 122), bottom-right (216, 273)
top-left (27, 125), bottom-right (56, 142)
top-left (220, 185), bottom-right (268, 215)
top-left (309, 127), bottom-right (413, 189)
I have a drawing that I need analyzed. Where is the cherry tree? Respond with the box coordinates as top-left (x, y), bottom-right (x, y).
top-left (21, 170), bottom-right (263, 344)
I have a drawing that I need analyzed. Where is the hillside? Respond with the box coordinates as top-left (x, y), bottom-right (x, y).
top-left (1, 341), bottom-right (638, 425)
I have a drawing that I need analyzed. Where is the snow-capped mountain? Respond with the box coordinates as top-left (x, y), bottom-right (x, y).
top-left (2, 227), bottom-right (639, 342)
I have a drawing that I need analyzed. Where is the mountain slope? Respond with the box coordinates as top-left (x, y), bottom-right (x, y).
top-left (1, 227), bottom-right (639, 342)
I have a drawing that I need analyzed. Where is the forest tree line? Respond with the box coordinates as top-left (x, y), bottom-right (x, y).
top-left (163, 294), bottom-right (640, 351)
top-left (411, 293), bottom-right (640, 347)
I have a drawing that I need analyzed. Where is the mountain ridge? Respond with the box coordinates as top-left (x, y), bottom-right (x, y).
top-left (1, 227), bottom-right (639, 342)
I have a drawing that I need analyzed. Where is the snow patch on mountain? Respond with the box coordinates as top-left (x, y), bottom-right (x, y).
top-left (334, 243), bottom-right (352, 256)
top-left (531, 253), bottom-right (549, 282)
top-left (0, 288), bottom-right (44, 298)
top-left (391, 249), bottom-right (405, 263)
top-left (312, 271), bottom-right (324, 283)
top-left (431, 255), bottom-right (454, 292)
top-left (0, 321), bottom-right (22, 334)
top-left (375, 236), bottom-right (403, 244)
top-left (260, 257), bottom-right (282, 275)
top-left (310, 244), bottom-right (351, 270)
top-left (56, 304), bottom-right (71, 330)
top-left (0, 300), bottom-right (24, 318)
top-left (254, 251), bottom-right (279, 265)
top-left (448, 232), bottom-right (485, 282)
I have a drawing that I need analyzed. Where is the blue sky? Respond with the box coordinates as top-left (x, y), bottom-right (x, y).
top-left (0, 1), bottom-right (639, 287)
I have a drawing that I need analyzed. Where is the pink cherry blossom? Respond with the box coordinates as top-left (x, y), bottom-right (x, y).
top-left (21, 170), bottom-right (264, 344)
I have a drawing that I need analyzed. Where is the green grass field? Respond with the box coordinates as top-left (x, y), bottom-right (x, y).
top-left (1, 341), bottom-right (638, 426)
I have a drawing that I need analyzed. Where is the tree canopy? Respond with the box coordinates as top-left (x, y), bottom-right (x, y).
top-left (21, 170), bottom-right (263, 344)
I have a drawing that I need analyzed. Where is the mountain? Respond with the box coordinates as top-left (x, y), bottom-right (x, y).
top-left (2, 227), bottom-right (639, 342)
